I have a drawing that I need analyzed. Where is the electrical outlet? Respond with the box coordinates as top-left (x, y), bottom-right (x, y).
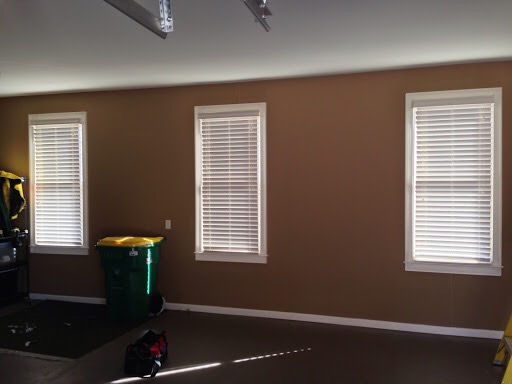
top-left (165, 219), bottom-right (171, 230)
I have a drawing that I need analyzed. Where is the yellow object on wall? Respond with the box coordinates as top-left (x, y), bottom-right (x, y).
top-left (0, 170), bottom-right (26, 220)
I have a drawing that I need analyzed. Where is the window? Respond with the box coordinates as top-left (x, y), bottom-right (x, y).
top-left (29, 112), bottom-right (88, 255)
top-left (405, 88), bottom-right (501, 276)
top-left (195, 103), bottom-right (267, 264)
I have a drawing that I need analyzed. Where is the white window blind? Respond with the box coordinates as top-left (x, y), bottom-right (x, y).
top-left (29, 112), bottom-right (88, 255)
top-left (405, 88), bottom-right (502, 276)
top-left (201, 114), bottom-right (259, 253)
top-left (195, 103), bottom-right (267, 263)
top-left (413, 103), bottom-right (493, 263)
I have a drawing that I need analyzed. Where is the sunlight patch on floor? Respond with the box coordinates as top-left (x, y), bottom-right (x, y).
top-left (111, 362), bottom-right (222, 383)
top-left (233, 347), bottom-right (312, 363)
top-left (111, 347), bottom-right (312, 382)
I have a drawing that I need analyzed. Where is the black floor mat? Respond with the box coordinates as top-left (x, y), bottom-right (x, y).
top-left (0, 300), bottom-right (146, 359)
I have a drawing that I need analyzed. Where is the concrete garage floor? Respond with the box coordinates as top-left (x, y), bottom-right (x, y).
top-left (0, 301), bottom-right (505, 384)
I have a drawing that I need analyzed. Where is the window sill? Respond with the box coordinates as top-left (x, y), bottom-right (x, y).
top-left (30, 245), bottom-right (89, 256)
top-left (405, 261), bottom-right (502, 276)
top-left (195, 252), bottom-right (267, 264)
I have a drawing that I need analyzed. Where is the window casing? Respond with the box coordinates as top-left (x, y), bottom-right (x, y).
top-left (29, 112), bottom-right (88, 255)
top-left (405, 88), bottom-right (502, 276)
top-left (195, 103), bottom-right (267, 264)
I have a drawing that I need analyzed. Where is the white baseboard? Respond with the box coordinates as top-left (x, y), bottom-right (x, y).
top-left (29, 293), bottom-right (106, 305)
top-left (165, 303), bottom-right (503, 340)
top-left (27, 293), bottom-right (503, 340)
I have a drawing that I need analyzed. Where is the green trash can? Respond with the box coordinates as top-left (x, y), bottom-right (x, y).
top-left (96, 236), bottom-right (165, 321)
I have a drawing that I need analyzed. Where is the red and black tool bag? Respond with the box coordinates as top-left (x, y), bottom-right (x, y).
top-left (124, 330), bottom-right (168, 377)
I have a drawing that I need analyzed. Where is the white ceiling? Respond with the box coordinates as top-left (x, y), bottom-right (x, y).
top-left (1, 0), bottom-right (511, 98)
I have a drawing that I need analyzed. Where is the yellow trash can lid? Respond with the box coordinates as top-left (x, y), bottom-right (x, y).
top-left (96, 236), bottom-right (165, 247)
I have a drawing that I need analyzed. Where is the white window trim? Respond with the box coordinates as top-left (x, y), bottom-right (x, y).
top-left (28, 112), bottom-right (89, 256)
top-left (194, 103), bottom-right (267, 264)
top-left (405, 88), bottom-right (502, 276)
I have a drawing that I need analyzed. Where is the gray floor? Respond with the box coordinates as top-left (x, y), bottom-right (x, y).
top-left (0, 301), bottom-right (506, 384)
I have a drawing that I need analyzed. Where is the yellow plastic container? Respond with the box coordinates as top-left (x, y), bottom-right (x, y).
top-left (96, 236), bottom-right (164, 248)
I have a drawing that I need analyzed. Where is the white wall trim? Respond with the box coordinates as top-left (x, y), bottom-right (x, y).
top-left (29, 293), bottom-right (106, 305)
top-left (165, 303), bottom-right (503, 340)
top-left (27, 294), bottom-right (503, 340)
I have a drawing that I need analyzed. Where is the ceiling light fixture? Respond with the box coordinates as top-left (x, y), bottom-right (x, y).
top-left (242, 0), bottom-right (272, 32)
top-left (104, 0), bottom-right (173, 39)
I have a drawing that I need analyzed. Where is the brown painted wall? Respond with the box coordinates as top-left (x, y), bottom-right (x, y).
top-left (1, 61), bottom-right (511, 330)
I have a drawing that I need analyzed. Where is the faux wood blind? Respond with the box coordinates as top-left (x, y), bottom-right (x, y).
top-left (413, 103), bottom-right (494, 263)
top-left (32, 122), bottom-right (84, 247)
top-left (199, 112), bottom-right (260, 254)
